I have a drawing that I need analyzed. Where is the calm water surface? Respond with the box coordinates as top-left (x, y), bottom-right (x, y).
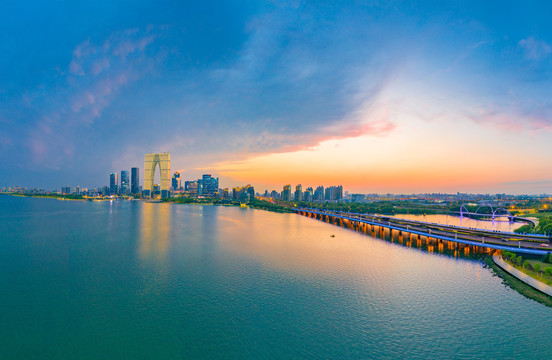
top-left (0, 195), bottom-right (550, 359)
top-left (392, 213), bottom-right (524, 232)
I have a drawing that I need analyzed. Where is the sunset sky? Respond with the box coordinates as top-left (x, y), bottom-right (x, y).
top-left (1, 1), bottom-right (552, 194)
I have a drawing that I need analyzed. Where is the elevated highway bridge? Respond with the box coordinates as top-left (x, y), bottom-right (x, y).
top-left (295, 208), bottom-right (551, 255)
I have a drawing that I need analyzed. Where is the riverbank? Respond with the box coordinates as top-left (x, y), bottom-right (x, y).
top-left (485, 255), bottom-right (552, 307)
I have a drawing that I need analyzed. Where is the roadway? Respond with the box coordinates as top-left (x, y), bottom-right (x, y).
top-left (296, 208), bottom-right (551, 255)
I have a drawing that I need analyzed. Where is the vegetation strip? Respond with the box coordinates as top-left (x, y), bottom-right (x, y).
top-left (484, 256), bottom-right (552, 308)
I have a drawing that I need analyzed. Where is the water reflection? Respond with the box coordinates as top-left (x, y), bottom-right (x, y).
top-left (392, 214), bottom-right (523, 232)
top-left (139, 202), bottom-right (172, 262)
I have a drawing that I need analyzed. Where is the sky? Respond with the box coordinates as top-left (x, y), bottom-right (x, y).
top-left (1, 0), bottom-right (552, 194)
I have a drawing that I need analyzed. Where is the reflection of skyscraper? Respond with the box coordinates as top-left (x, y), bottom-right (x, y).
top-left (120, 170), bottom-right (129, 195)
top-left (110, 173), bottom-right (118, 195)
top-left (131, 167), bottom-right (140, 194)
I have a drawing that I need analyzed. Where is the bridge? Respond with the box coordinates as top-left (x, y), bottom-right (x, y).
top-left (458, 203), bottom-right (538, 227)
top-left (295, 208), bottom-right (550, 255)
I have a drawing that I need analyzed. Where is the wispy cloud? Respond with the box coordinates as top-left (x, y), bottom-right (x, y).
top-left (26, 27), bottom-right (160, 167)
top-left (466, 102), bottom-right (552, 134)
top-left (519, 37), bottom-right (551, 60)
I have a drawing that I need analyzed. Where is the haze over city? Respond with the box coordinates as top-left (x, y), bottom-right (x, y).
top-left (1, 1), bottom-right (552, 194)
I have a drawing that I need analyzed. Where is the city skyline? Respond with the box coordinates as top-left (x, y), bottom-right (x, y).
top-left (1, 1), bottom-right (552, 194)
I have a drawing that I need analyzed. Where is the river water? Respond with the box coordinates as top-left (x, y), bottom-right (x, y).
top-left (0, 195), bottom-right (550, 359)
top-left (391, 213), bottom-right (524, 232)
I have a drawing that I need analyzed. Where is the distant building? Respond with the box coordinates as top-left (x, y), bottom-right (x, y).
top-left (270, 190), bottom-right (280, 199)
top-left (304, 187), bottom-right (313, 202)
top-left (232, 184), bottom-right (254, 203)
top-left (131, 167), bottom-right (140, 194)
top-left (201, 174), bottom-right (219, 197)
top-left (109, 173), bottom-right (118, 195)
top-left (172, 171), bottom-right (182, 190)
top-left (282, 185), bottom-right (292, 201)
top-left (102, 186), bottom-right (110, 196)
top-left (120, 170), bottom-right (129, 195)
top-left (144, 153), bottom-right (170, 199)
top-left (314, 186), bottom-right (324, 202)
top-left (186, 181), bottom-right (202, 197)
top-left (325, 185), bottom-right (343, 201)
top-left (61, 186), bottom-right (71, 195)
top-left (294, 184), bottom-right (302, 202)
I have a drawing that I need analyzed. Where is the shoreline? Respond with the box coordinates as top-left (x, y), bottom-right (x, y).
top-left (492, 252), bottom-right (552, 296)
top-left (4, 193), bottom-right (293, 214)
top-left (485, 254), bottom-right (552, 307)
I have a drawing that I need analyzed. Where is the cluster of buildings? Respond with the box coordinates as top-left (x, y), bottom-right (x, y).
top-left (47, 153), bottom-right (258, 202)
top-left (263, 184), bottom-right (344, 202)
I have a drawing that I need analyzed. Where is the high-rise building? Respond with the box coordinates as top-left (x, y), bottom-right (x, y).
top-left (232, 184), bottom-right (254, 202)
top-left (247, 185), bottom-right (255, 200)
top-left (120, 170), bottom-right (129, 195)
top-left (172, 171), bottom-right (182, 190)
top-left (110, 173), bottom-right (118, 195)
top-left (201, 174), bottom-right (219, 197)
top-left (294, 184), bottom-right (302, 201)
top-left (314, 186), bottom-right (324, 201)
top-left (131, 167), bottom-right (140, 194)
top-left (144, 153), bottom-right (170, 198)
top-left (61, 186), bottom-right (71, 195)
top-left (304, 187), bottom-right (313, 202)
top-left (282, 185), bottom-right (292, 201)
top-left (187, 181), bottom-right (200, 197)
top-left (325, 185), bottom-right (343, 201)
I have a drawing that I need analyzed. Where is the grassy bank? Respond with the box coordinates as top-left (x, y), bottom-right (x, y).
top-left (484, 256), bottom-right (552, 308)
top-left (11, 193), bottom-right (85, 200)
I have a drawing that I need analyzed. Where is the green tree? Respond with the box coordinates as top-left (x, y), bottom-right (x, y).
top-left (545, 268), bottom-right (552, 276)
top-left (514, 224), bottom-right (535, 234)
top-left (523, 260), bottom-right (531, 269)
top-left (516, 256), bottom-right (523, 266)
top-left (534, 263), bottom-right (542, 273)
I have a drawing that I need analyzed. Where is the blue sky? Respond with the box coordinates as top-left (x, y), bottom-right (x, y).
top-left (1, 1), bottom-right (552, 193)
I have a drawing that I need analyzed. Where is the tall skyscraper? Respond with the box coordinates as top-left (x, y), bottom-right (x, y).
top-left (304, 187), bottom-right (313, 202)
top-left (144, 153), bottom-right (170, 198)
top-left (325, 185), bottom-right (343, 201)
top-left (314, 186), bottom-right (324, 202)
top-left (294, 184), bottom-right (302, 201)
top-left (201, 174), bottom-right (219, 197)
top-left (131, 167), bottom-right (140, 194)
top-left (282, 185), bottom-right (291, 201)
top-left (120, 170), bottom-right (129, 195)
top-left (172, 171), bottom-right (182, 190)
top-left (109, 173), bottom-right (118, 195)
